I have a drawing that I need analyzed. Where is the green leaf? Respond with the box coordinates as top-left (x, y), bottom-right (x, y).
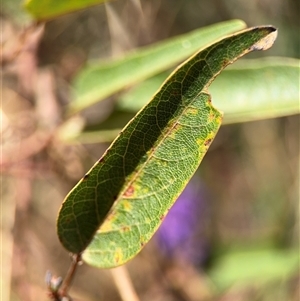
top-left (57, 26), bottom-right (277, 268)
top-left (118, 72), bottom-right (170, 112)
top-left (69, 20), bottom-right (246, 114)
top-left (208, 248), bottom-right (299, 290)
top-left (24, 0), bottom-right (108, 20)
top-left (118, 57), bottom-right (300, 123)
top-left (212, 57), bottom-right (300, 123)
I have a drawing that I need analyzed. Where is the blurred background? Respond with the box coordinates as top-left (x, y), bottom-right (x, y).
top-left (1, 0), bottom-right (299, 300)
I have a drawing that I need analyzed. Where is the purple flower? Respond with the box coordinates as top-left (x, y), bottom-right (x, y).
top-left (155, 177), bottom-right (210, 266)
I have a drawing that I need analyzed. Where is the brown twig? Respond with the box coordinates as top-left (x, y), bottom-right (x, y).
top-left (59, 253), bottom-right (82, 298)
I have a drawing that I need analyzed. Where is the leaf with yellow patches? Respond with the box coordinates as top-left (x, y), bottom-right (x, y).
top-left (57, 25), bottom-right (277, 268)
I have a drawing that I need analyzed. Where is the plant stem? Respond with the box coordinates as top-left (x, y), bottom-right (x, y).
top-left (59, 253), bottom-right (82, 298)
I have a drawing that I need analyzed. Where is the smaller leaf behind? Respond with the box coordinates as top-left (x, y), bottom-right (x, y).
top-left (69, 20), bottom-right (246, 114)
top-left (24, 0), bottom-right (109, 20)
top-left (118, 57), bottom-right (300, 124)
top-left (208, 248), bottom-right (299, 291)
top-left (57, 26), bottom-right (277, 268)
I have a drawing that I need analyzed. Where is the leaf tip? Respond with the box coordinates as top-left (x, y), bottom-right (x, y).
top-left (250, 27), bottom-right (278, 51)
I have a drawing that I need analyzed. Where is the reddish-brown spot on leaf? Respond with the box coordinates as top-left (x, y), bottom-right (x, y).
top-left (173, 123), bottom-right (182, 131)
top-left (124, 185), bottom-right (134, 197)
top-left (222, 58), bottom-right (230, 67)
top-left (170, 88), bottom-right (180, 97)
top-left (208, 111), bottom-right (216, 122)
top-left (204, 138), bottom-right (212, 146)
top-left (121, 226), bottom-right (130, 232)
top-left (64, 216), bottom-right (73, 224)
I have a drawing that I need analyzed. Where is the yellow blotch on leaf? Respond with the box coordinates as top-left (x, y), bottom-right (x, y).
top-left (122, 200), bottom-right (132, 211)
top-left (114, 248), bottom-right (123, 264)
top-left (98, 211), bottom-right (117, 233)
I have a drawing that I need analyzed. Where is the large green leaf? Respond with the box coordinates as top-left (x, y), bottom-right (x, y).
top-left (119, 57), bottom-right (300, 124)
top-left (57, 26), bottom-right (277, 268)
top-left (24, 0), bottom-right (108, 20)
top-left (69, 20), bottom-right (246, 114)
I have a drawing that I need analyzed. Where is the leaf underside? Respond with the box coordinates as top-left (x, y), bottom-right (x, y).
top-left (57, 26), bottom-right (277, 268)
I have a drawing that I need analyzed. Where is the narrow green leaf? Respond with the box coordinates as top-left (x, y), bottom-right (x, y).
top-left (208, 248), bottom-right (299, 290)
top-left (24, 0), bottom-right (108, 20)
top-left (118, 72), bottom-right (170, 112)
top-left (69, 20), bottom-right (246, 114)
top-left (59, 128), bottom-right (121, 144)
top-left (211, 57), bottom-right (300, 123)
top-left (118, 57), bottom-right (300, 123)
top-left (57, 26), bottom-right (277, 268)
